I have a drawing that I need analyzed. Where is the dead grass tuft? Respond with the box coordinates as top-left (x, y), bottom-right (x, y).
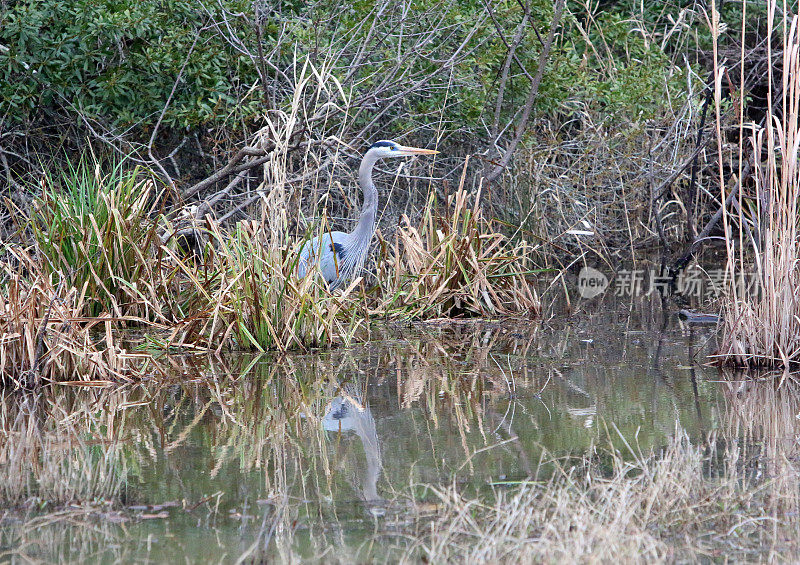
top-left (378, 177), bottom-right (540, 319)
top-left (718, 4), bottom-right (800, 367)
top-left (402, 428), bottom-right (800, 563)
top-left (1, 247), bottom-right (147, 387)
top-left (166, 219), bottom-right (364, 352)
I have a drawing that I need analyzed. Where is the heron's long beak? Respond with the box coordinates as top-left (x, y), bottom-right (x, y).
top-left (399, 145), bottom-right (440, 155)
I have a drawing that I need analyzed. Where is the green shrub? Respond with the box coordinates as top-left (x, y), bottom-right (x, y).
top-left (0, 0), bottom-right (260, 130)
top-left (0, 0), bottom-right (690, 141)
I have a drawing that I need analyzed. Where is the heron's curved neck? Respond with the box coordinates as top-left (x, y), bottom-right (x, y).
top-left (351, 151), bottom-right (380, 244)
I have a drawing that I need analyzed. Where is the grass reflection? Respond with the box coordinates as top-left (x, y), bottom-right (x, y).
top-left (0, 322), bottom-right (749, 562)
top-left (394, 378), bottom-right (800, 562)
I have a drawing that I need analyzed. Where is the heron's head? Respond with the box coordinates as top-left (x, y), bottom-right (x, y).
top-left (368, 140), bottom-right (439, 159)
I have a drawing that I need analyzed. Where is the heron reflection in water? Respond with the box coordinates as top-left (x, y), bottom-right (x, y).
top-left (322, 388), bottom-right (383, 504)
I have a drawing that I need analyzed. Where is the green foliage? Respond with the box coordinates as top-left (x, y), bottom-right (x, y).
top-left (0, 0), bottom-right (260, 130)
top-left (557, 8), bottom-right (688, 120)
top-left (30, 158), bottom-right (159, 318)
top-left (291, 0), bottom-right (688, 135)
top-left (0, 0), bottom-right (691, 144)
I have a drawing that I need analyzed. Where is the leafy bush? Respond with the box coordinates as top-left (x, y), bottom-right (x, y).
top-left (0, 0), bottom-right (689, 142)
top-left (0, 0), bottom-right (260, 130)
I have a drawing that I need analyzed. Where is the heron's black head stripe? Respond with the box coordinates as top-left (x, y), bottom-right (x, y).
top-left (331, 404), bottom-right (349, 419)
top-left (370, 140), bottom-right (396, 149)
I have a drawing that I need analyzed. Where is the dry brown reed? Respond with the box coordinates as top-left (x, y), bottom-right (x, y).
top-left (164, 219), bottom-right (364, 353)
top-left (0, 247), bottom-right (147, 387)
top-left (718, 3), bottom-right (800, 367)
top-left (164, 62), bottom-right (367, 352)
top-left (400, 426), bottom-right (800, 563)
top-left (377, 171), bottom-right (540, 319)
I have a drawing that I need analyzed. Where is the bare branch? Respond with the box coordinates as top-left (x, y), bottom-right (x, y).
top-left (484, 0), bottom-right (565, 184)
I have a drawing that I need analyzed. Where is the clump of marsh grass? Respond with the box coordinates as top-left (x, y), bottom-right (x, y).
top-left (29, 157), bottom-right (169, 322)
top-left (168, 219), bottom-right (363, 352)
top-left (378, 166), bottom-right (540, 319)
top-left (717, 5), bottom-right (800, 368)
top-left (400, 429), bottom-right (800, 563)
top-left (0, 247), bottom-right (144, 387)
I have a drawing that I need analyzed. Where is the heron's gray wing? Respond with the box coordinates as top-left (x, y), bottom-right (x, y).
top-left (318, 231), bottom-right (349, 286)
top-left (298, 231), bottom-right (348, 286)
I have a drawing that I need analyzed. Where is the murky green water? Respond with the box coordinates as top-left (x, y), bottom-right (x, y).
top-left (1, 296), bottom-right (728, 563)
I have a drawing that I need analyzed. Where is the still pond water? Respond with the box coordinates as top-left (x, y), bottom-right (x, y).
top-left (3, 294), bottom-right (729, 563)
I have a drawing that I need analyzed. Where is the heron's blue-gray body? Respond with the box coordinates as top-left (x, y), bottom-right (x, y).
top-left (322, 387), bottom-right (381, 501)
top-left (297, 231), bottom-right (351, 289)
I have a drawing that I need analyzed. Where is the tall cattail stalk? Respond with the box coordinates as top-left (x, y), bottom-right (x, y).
top-left (719, 3), bottom-right (800, 368)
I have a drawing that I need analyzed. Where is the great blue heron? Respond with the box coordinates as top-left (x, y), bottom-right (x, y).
top-left (297, 140), bottom-right (438, 289)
